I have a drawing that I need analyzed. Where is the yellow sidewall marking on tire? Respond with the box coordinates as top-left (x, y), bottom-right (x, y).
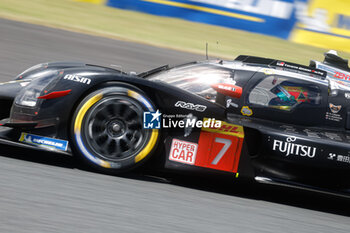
top-left (74, 93), bottom-right (112, 168)
top-left (74, 91), bottom-right (158, 167)
top-left (74, 93), bottom-right (103, 133)
top-left (135, 129), bottom-right (159, 163)
top-left (128, 89), bottom-right (158, 163)
top-left (128, 90), bottom-right (154, 111)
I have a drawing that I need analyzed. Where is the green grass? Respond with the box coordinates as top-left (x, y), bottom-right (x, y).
top-left (0, 0), bottom-right (348, 64)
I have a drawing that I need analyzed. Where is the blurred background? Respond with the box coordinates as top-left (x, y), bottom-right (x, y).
top-left (0, 1), bottom-right (350, 233)
top-left (1, 0), bottom-right (350, 65)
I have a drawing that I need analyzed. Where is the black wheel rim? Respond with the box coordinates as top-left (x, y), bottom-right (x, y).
top-left (82, 95), bottom-right (148, 161)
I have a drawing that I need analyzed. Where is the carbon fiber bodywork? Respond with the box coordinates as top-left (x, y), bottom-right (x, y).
top-left (0, 55), bottom-right (349, 197)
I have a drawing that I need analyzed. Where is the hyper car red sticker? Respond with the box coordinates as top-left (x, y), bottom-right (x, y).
top-left (169, 139), bottom-right (198, 165)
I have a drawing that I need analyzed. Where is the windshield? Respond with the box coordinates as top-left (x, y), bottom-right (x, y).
top-left (249, 75), bottom-right (322, 111)
top-left (148, 63), bottom-right (234, 101)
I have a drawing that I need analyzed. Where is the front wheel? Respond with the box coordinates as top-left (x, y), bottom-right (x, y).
top-left (71, 84), bottom-right (159, 173)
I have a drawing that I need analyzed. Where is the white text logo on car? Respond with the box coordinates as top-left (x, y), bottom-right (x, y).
top-left (64, 74), bottom-right (91, 85)
top-left (272, 136), bottom-right (316, 158)
top-left (169, 139), bottom-right (198, 165)
top-left (175, 101), bottom-right (206, 112)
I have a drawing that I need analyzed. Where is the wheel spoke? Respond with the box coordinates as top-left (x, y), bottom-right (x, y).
top-left (122, 134), bottom-right (131, 145)
top-left (120, 138), bottom-right (130, 152)
top-left (124, 107), bottom-right (137, 120)
top-left (95, 130), bottom-right (107, 139)
top-left (118, 103), bottom-right (127, 117)
top-left (107, 104), bottom-right (116, 116)
top-left (91, 121), bottom-right (105, 133)
top-left (112, 103), bottom-right (123, 116)
top-left (80, 93), bottom-right (151, 163)
top-left (128, 119), bottom-right (142, 130)
top-left (130, 136), bottom-right (140, 149)
top-left (113, 139), bottom-right (121, 156)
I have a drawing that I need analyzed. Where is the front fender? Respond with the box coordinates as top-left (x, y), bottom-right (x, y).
top-left (10, 64), bottom-right (226, 143)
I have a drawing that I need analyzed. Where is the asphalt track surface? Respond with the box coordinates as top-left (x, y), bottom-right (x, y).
top-left (0, 18), bottom-right (349, 233)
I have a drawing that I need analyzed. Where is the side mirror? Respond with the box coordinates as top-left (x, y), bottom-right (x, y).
top-left (211, 83), bottom-right (242, 99)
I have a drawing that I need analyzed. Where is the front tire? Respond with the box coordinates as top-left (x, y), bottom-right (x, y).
top-left (71, 84), bottom-right (159, 173)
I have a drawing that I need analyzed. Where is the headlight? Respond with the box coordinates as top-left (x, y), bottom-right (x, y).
top-left (14, 70), bottom-right (59, 107)
top-left (15, 88), bottom-right (42, 107)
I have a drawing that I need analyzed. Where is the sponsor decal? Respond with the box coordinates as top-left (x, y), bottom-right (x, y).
top-left (261, 68), bottom-right (275, 75)
top-left (336, 154), bottom-right (350, 164)
top-left (196, 133), bottom-right (242, 173)
top-left (325, 112), bottom-right (342, 122)
top-left (328, 153), bottom-right (350, 164)
top-left (169, 139), bottom-right (198, 165)
top-left (241, 106), bottom-right (253, 116)
top-left (317, 64), bottom-right (338, 78)
top-left (326, 104), bottom-right (343, 122)
top-left (329, 103), bottom-right (342, 113)
top-left (201, 119), bottom-right (244, 138)
top-left (272, 136), bottom-right (316, 158)
top-left (143, 110), bottom-right (221, 129)
top-left (19, 133), bottom-right (68, 151)
top-left (276, 61), bottom-right (285, 66)
top-left (226, 99), bottom-right (238, 108)
top-left (328, 153), bottom-right (337, 160)
top-left (63, 74), bottom-right (91, 85)
top-left (143, 110), bottom-right (161, 129)
top-left (333, 72), bottom-right (350, 82)
top-left (197, 118), bottom-right (244, 173)
top-left (174, 101), bottom-right (206, 112)
top-left (345, 93), bottom-right (350, 99)
top-left (275, 61), bottom-right (326, 76)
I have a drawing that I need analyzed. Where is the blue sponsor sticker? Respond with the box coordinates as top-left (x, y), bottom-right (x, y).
top-left (143, 110), bottom-right (161, 129)
top-left (19, 133), bottom-right (68, 151)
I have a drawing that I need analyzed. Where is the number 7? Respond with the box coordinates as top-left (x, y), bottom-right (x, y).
top-left (211, 137), bottom-right (232, 165)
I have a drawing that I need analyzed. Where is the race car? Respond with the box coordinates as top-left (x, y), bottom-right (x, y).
top-left (0, 50), bottom-right (350, 197)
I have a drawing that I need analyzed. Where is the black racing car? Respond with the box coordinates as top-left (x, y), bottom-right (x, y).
top-left (1, 50), bottom-right (350, 197)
